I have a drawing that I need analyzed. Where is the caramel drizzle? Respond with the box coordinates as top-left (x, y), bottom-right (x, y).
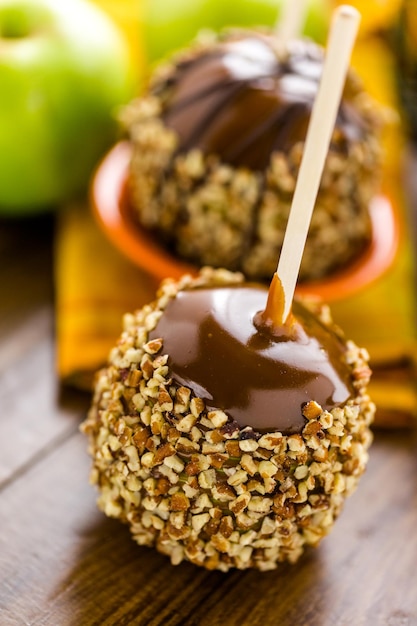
top-left (158, 34), bottom-right (367, 170)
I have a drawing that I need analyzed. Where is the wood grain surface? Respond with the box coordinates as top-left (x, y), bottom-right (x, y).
top-left (0, 215), bottom-right (416, 626)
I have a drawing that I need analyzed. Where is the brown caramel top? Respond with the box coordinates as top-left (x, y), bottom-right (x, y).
top-left (150, 284), bottom-right (354, 434)
top-left (157, 33), bottom-right (368, 169)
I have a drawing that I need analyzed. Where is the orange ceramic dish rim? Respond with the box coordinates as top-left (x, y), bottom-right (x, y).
top-left (91, 141), bottom-right (400, 302)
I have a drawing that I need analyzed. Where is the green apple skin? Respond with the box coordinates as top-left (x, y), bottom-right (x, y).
top-left (0, 0), bottom-right (134, 215)
top-left (142, 0), bottom-right (216, 64)
top-left (142, 0), bottom-right (329, 64)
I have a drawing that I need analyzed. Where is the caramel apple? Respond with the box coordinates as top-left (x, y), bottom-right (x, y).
top-left (82, 268), bottom-right (374, 570)
top-left (122, 29), bottom-right (382, 282)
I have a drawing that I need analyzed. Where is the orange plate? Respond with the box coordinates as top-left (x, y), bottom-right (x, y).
top-left (91, 141), bottom-right (400, 301)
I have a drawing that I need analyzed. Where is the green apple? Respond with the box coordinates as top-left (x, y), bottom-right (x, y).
top-left (0, 0), bottom-right (134, 215)
top-left (142, 0), bottom-right (330, 64)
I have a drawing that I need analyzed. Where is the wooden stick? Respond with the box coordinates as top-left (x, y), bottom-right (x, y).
top-left (277, 5), bottom-right (361, 323)
top-left (275, 0), bottom-right (308, 46)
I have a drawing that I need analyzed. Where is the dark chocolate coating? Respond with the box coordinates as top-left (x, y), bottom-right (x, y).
top-left (150, 285), bottom-right (354, 434)
top-left (159, 34), bottom-right (367, 170)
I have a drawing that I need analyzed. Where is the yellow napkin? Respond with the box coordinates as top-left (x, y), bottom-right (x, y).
top-left (55, 201), bottom-right (158, 390)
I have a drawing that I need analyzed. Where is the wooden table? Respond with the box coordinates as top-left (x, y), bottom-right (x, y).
top-left (1, 214), bottom-right (416, 626)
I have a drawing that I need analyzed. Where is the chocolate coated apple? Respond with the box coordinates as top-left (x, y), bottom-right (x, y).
top-left (124, 31), bottom-right (382, 281)
top-left (82, 268), bottom-right (375, 571)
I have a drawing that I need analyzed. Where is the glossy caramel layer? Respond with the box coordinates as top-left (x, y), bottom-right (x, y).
top-left (150, 284), bottom-right (354, 433)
